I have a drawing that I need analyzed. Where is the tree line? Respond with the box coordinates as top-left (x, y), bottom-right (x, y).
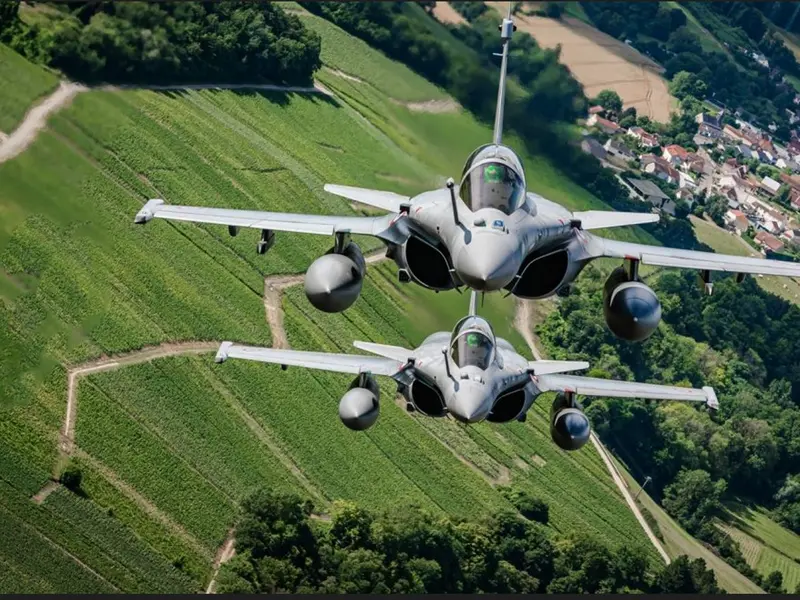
top-left (537, 265), bottom-right (800, 590)
top-left (216, 488), bottom-right (722, 594)
top-left (0, 1), bottom-right (321, 85)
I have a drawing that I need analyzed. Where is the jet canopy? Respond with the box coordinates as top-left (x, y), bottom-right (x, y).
top-left (449, 315), bottom-right (497, 370)
top-left (459, 144), bottom-right (526, 215)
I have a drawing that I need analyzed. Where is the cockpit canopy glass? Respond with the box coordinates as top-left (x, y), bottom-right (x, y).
top-left (450, 316), bottom-right (496, 370)
top-left (460, 161), bottom-right (525, 215)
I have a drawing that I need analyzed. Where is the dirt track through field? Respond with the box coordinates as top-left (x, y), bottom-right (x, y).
top-left (513, 298), bottom-right (671, 564)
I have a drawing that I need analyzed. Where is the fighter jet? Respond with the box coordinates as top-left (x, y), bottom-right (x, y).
top-left (133, 6), bottom-right (800, 343)
top-left (213, 292), bottom-right (718, 451)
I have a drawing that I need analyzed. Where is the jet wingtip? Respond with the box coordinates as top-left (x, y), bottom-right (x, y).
top-left (702, 386), bottom-right (719, 410)
top-left (215, 341), bottom-right (233, 364)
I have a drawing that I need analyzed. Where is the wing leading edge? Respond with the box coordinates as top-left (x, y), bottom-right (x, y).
top-left (134, 199), bottom-right (395, 237)
top-left (595, 235), bottom-right (800, 278)
top-left (215, 342), bottom-right (405, 376)
top-left (536, 373), bottom-right (719, 409)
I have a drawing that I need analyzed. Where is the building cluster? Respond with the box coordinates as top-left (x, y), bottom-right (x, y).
top-left (582, 103), bottom-right (800, 256)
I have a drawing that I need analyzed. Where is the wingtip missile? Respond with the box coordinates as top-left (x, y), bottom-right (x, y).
top-left (134, 199), bottom-right (165, 224)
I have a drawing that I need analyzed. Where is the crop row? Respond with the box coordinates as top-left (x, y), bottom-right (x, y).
top-left (75, 382), bottom-right (236, 549)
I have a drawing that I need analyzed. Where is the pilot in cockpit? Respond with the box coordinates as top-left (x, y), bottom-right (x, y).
top-left (449, 317), bottom-right (496, 371)
top-left (458, 145), bottom-right (526, 216)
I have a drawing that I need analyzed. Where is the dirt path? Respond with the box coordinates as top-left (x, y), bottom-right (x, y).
top-left (390, 97), bottom-right (460, 114)
top-left (0, 81), bottom-right (88, 164)
top-left (31, 481), bottom-right (61, 505)
top-left (513, 295), bottom-right (671, 564)
top-left (205, 529), bottom-right (236, 594)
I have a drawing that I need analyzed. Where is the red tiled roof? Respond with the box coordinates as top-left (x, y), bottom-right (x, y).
top-left (755, 230), bottom-right (784, 251)
top-left (665, 144), bottom-right (689, 159)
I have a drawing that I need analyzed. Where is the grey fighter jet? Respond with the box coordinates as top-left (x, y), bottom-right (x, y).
top-left (133, 7), bottom-right (800, 343)
top-left (213, 293), bottom-right (718, 451)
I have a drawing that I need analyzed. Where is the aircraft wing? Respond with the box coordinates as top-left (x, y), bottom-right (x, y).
top-left (535, 374), bottom-right (719, 409)
top-left (324, 184), bottom-right (410, 214)
top-left (592, 236), bottom-right (800, 278)
top-left (134, 199), bottom-right (395, 237)
top-left (572, 210), bottom-right (659, 230)
top-left (214, 342), bottom-right (405, 376)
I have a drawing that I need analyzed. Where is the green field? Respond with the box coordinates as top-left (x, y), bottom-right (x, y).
top-left (608, 454), bottom-right (764, 594)
top-left (721, 501), bottom-right (800, 593)
top-left (0, 15), bottom-right (670, 592)
top-left (0, 43), bottom-right (59, 133)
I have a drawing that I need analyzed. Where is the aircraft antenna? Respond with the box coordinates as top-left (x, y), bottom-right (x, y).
top-left (468, 290), bottom-right (478, 316)
top-left (492, 3), bottom-right (515, 145)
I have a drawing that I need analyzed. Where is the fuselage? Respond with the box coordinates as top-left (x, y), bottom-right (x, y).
top-left (404, 327), bottom-right (539, 425)
top-left (390, 143), bottom-right (580, 297)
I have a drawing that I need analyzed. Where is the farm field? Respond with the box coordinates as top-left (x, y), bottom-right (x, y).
top-left (487, 3), bottom-right (676, 122)
top-left (0, 13), bottom-right (666, 592)
top-left (720, 501), bottom-right (800, 593)
top-left (0, 44), bottom-right (58, 134)
top-left (689, 215), bottom-right (800, 305)
top-left (608, 454), bottom-right (764, 594)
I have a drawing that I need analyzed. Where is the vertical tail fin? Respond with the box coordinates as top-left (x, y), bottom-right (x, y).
top-left (492, 3), bottom-right (515, 145)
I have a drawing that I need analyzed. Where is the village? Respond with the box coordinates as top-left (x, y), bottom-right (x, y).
top-left (581, 99), bottom-right (800, 261)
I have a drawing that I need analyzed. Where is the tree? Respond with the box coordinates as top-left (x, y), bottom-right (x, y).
top-left (763, 570), bottom-right (784, 594)
top-left (654, 555), bottom-right (721, 593)
top-left (594, 89), bottom-right (623, 115)
top-left (705, 194), bottom-right (728, 227)
top-left (662, 469), bottom-right (726, 534)
top-left (775, 184), bottom-right (791, 208)
top-left (544, 2), bottom-right (564, 20)
top-left (501, 488), bottom-right (550, 524)
top-left (60, 465), bottom-right (83, 494)
top-left (669, 71), bottom-right (708, 102)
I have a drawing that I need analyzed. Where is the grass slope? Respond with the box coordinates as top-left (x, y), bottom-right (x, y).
top-left (721, 501), bottom-right (800, 592)
top-left (1, 18), bottom-right (672, 592)
top-left (0, 43), bottom-right (59, 133)
top-left (607, 455), bottom-right (764, 594)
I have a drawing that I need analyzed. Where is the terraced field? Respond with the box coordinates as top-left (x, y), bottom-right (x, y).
top-left (721, 502), bottom-right (800, 593)
top-left (1, 11), bottom-right (671, 593)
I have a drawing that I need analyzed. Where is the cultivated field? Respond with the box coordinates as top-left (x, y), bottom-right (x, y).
top-left (432, 1), bottom-right (467, 27)
top-left (490, 5), bottom-right (676, 122)
top-left (0, 12), bottom-right (665, 592)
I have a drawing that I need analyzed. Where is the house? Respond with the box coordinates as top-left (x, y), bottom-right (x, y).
top-left (724, 209), bottom-right (749, 233)
top-left (604, 138), bottom-right (636, 161)
top-left (682, 153), bottom-right (705, 175)
top-left (696, 112), bottom-right (723, 137)
top-left (755, 230), bottom-right (784, 253)
top-left (663, 144), bottom-right (690, 166)
top-left (581, 137), bottom-right (607, 161)
top-left (627, 126), bottom-right (659, 148)
top-left (678, 171), bottom-right (697, 190)
top-left (780, 172), bottom-right (800, 191)
top-left (642, 155), bottom-right (680, 185)
top-left (776, 158), bottom-right (789, 170)
top-left (588, 105), bottom-right (605, 115)
top-left (736, 144), bottom-right (754, 160)
top-left (587, 114), bottom-right (621, 134)
top-left (627, 178), bottom-right (675, 215)
top-left (761, 176), bottom-right (781, 197)
top-left (722, 124), bottom-right (748, 144)
top-left (791, 188), bottom-right (800, 211)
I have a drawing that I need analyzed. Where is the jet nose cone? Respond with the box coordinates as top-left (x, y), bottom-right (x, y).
top-left (448, 384), bottom-right (491, 424)
top-left (455, 235), bottom-right (520, 291)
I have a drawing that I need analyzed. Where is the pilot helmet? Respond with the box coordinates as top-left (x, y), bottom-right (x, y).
top-left (459, 146), bottom-right (526, 215)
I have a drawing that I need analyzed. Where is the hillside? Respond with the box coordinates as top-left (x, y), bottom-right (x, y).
top-left (0, 14), bottom-right (666, 593)
top-left (484, 2), bottom-right (676, 122)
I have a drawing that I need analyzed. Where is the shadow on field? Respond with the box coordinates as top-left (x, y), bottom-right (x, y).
top-left (153, 87), bottom-right (341, 109)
